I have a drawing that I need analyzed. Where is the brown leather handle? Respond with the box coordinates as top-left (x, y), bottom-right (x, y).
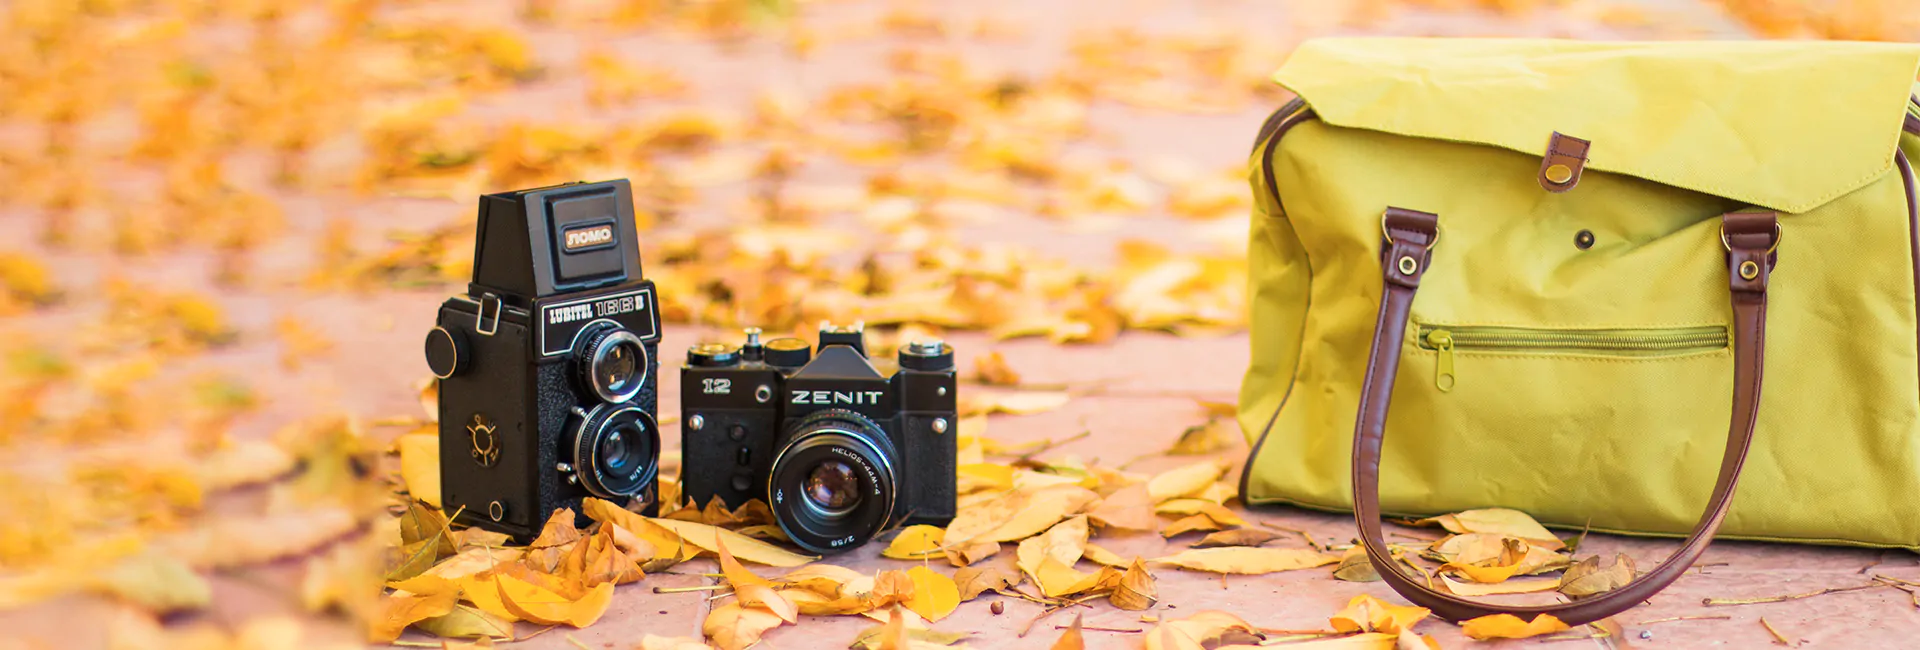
top-left (1351, 207), bottom-right (1780, 625)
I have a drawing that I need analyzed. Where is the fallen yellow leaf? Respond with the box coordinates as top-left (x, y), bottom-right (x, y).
top-left (368, 589), bottom-right (458, 642)
top-left (1052, 613), bottom-right (1085, 650)
top-left (1417, 509), bottom-right (1563, 550)
top-left (704, 601), bottom-right (787, 650)
top-left (903, 565), bottom-right (960, 622)
top-left (1559, 553), bottom-right (1637, 598)
top-left (736, 583), bottom-right (799, 624)
top-left (1329, 594), bottom-right (1429, 634)
top-left (495, 574), bottom-right (613, 627)
top-left (396, 432), bottom-right (440, 508)
top-left (1146, 459), bottom-right (1229, 502)
top-left (1460, 613), bottom-right (1571, 640)
top-left (881, 525), bottom-right (947, 560)
top-left (1110, 559), bottom-right (1157, 610)
top-left (648, 514), bottom-right (818, 566)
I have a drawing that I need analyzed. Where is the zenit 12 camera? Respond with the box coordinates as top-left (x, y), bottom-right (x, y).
top-left (423, 180), bottom-right (662, 540)
top-left (681, 324), bottom-right (958, 554)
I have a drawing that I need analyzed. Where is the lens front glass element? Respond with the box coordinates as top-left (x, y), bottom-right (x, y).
top-left (596, 339), bottom-right (641, 395)
top-left (572, 406), bottom-right (658, 499)
top-left (803, 460), bottom-right (863, 517)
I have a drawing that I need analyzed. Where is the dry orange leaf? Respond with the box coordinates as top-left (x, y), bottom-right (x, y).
top-left (1329, 594), bottom-right (1430, 635)
top-left (881, 524), bottom-right (947, 560)
top-left (367, 589), bottom-right (458, 642)
top-left (736, 583), bottom-right (799, 624)
top-left (1417, 509), bottom-right (1563, 550)
top-left (1052, 613), bottom-right (1085, 650)
top-left (495, 574), bottom-right (614, 628)
top-left (1559, 553), bottom-right (1637, 598)
top-left (1146, 459), bottom-right (1229, 502)
top-left (903, 565), bottom-right (961, 622)
top-left (704, 601), bottom-right (787, 650)
top-left (1460, 613), bottom-right (1571, 640)
top-left (1110, 558), bottom-right (1157, 610)
top-left (648, 513), bottom-right (817, 567)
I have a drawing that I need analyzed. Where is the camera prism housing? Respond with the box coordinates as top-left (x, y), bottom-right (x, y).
top-left (681, 325), bottom-right (957, 554)
top-left (424, 180), bottom-right (662, 541)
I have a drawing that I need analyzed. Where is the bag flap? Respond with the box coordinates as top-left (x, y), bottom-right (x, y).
top-left (1274, 38), bottom-right (1920, 214)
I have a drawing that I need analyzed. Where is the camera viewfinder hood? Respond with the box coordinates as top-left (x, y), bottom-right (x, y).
top-left (470, 179), bottom-right (642, 303)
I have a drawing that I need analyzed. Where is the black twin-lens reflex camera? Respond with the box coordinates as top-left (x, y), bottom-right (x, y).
top-left (423, 180), bottom-right (661, 540)
top-left (681, 324), bottom-right (957, 554)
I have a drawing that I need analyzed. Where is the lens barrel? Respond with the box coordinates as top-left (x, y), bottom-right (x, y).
top-left (575, 322), bottom-right (649, 404)
top-left (767, 410), bottom-right (898, 553)
top-left (568, 403), bottom-right (660, 499)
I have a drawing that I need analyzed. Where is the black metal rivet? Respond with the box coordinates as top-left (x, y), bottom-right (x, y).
top-left (1575, 230), bottom-right (1595, 250)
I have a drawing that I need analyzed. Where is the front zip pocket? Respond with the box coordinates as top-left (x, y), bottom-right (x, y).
top-left (1415, 324), bottom-right (1728, 392)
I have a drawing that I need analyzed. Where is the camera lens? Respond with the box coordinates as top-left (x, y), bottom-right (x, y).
top-left (767, 410), bottom-right (897, 554)
top-left (574, 323), bottom-right (649, 404)
top-left (568, 404), bottom-right (660, 499)
top-left (803, 460), bottom-right (863, 517)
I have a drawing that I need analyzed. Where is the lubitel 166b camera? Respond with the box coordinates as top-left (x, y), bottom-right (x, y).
top-left (423, 179), bottom-right (661, 540)
top-left (681, 324), bottom-right (957, 554)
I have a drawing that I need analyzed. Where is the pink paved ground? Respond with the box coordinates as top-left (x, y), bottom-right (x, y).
top-left (3, 0), bottom-right (1919, 648)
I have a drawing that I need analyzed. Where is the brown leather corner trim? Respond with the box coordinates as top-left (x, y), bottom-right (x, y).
top-left (1237, 102), bottom-right (1319, 505)
top-left (1539, 132), bottom-right (1590, 193)
top-left (1349, 210), bottom-right (1776, 626)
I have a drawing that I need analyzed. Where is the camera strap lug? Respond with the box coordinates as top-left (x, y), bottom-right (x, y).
top-left (476, 292), bottom-right (502, 336)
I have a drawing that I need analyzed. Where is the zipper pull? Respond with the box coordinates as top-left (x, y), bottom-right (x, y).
top-left (1427, 330), bottom-right (1455, 392)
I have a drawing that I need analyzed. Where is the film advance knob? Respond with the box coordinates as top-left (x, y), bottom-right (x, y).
top-left (425, 326), bottom-right (469, 378)
top-left (687, 342), bottom-right (740, 367)
top-left (763, 337), bottom-right (812, 368)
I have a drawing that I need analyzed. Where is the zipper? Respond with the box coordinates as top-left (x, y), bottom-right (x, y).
top-left (1415, 324), bottom-right (1728, 392)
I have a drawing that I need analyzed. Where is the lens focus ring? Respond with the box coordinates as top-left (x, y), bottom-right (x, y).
top-left (575, 323), bottom-right (649, 404)
top-left (767, 410), bottom-right (898, 554)
top-left (569, 403), bottom-right (660, 499)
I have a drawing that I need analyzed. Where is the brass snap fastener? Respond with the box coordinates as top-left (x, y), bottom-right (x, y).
top-left (1544, 164), bottom-right (1573, 184)
top-left (1739, 260), bottom-right (1760, 281)
top-left (1397, 256), bottom-right (1418, 276)
top-left (1574, 230), bottom-right (1595, 250)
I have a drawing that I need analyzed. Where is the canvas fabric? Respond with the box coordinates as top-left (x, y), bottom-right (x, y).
top-left (1240, 38), bottom-right (1920, 549)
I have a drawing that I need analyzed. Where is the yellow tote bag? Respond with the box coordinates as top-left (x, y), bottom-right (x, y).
top-left (1238, 38), bottom-right (1920, 623)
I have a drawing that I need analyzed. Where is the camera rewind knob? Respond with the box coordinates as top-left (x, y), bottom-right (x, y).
top-left (425, 327), bottom-right (469, 378)
top-left (898, 338), bottom-right (954, 371)
top-left (688, 342), bottom-right (739, 367)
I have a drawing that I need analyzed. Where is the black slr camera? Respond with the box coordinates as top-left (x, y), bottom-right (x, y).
top-left (682, 324), bottom-right (957, 554)
top-left (423, 180), bottom-right (661, 540)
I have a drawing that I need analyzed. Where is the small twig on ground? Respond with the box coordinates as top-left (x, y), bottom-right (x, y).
top-left (1053, 624), bottom-right (1143, 634)
top-left (1387, 531), bottom-right (1442, 542)
top-left (1760, 617), bottom-right (1795, 646)
top-left (1858, 551), bottom-right (1891, 574)
top-left (514, 626), bottom-right (560, 643)
top-left (1253, 521), bottom-right (1323, 551)
top-left (1257, 628), bottom-right (1339, 636)
top-left (1016, 430), bottom-right (1093, 462)
top-left (1702, 583), bottom-right (1882, 607)
top-left (1637, 615), bottom-right (1731, 625)
top-left (653, 584), bottom-right (730, 594)
top-left (1540, 632), bottom-right (1607, 642)
top-left (1017, 593), bottom-right (1103, 636)
top-left (565, 634), bottom-right (593, 650)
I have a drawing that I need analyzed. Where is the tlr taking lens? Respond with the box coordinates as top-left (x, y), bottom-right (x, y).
top-left (568, 404), bottom-right (660, 499)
